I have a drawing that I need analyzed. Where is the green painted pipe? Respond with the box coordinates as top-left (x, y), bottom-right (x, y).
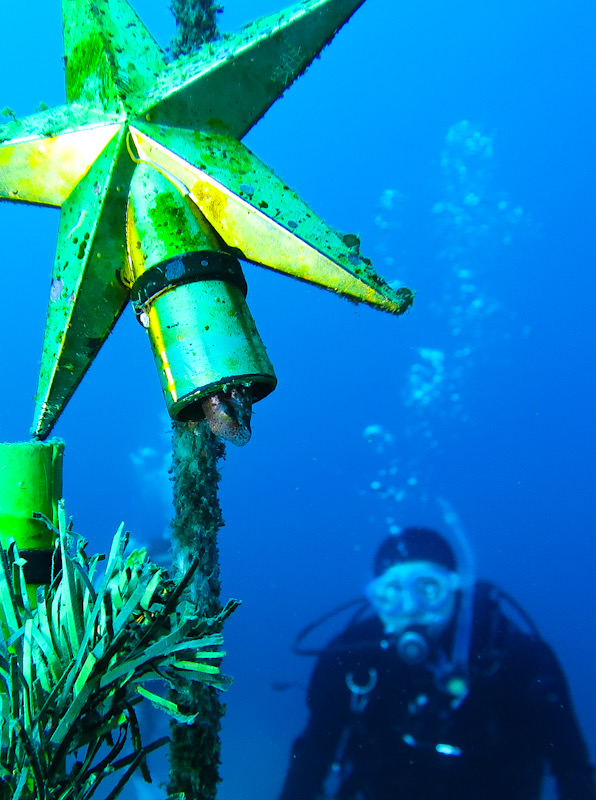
top-left (0, 439), bottom-right (64, 588)
top-left (126, 164), bottom-right (277, 444)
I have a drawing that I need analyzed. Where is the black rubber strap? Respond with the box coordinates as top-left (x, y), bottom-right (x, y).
top-left (131, 251), bottom-right (247, 314)
top-left (19, 549), bottom-right (55, 585)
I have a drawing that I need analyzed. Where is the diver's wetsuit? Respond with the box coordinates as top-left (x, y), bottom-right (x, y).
top-left (278, 585), bottom-right (595, 800)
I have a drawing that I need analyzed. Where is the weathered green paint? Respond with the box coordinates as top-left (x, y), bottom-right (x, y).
top-left (0, 0), bottom-right (413, 439)
top-left (141, 0), bottom-right (370, 138)
top-left (33, 126), bottom-right (132, 433)
top-left (132, 123), bottom-right (414, 310)
top-left (126, 165), bottom-right (276, 417)
top-left (0, 439), bottom-right (63, 552)
top-left (128, 165), bottom-right (213, 268)
top-left (62, 0), bottom-right (165, 110)
top-left (65, 33), bottom-right (120, 109)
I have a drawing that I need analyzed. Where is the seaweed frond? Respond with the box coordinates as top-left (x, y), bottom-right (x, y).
top-left (0, 503), bottom-right (237, 799)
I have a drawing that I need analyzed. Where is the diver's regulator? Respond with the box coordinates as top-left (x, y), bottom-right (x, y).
top-left (396, 630), bottom-right (430, 665)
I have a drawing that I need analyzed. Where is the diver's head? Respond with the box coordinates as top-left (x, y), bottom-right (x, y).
top-left (367, 528), bottom-right (460, 643)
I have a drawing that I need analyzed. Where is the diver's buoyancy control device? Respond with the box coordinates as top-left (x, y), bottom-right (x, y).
top-left (290, 579), bottom-right (542, 694)
top-left (289, 582), bottom-right (542, 799)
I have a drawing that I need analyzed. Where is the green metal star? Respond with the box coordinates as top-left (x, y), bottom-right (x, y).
top-left (0, 0), bottom-right (413, 440)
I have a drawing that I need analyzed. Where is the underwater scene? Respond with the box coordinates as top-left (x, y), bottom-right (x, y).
top-left (1, 0), bottom-right (595, 797)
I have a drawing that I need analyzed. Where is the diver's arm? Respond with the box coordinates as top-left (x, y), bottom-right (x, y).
top-left (532, 640), bottom-right (595, 800)
top-left (277, 651), bottom-right (350, 800)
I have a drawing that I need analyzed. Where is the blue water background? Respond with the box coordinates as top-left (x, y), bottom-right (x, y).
top-left (2, 0), bottom-right (595, 797)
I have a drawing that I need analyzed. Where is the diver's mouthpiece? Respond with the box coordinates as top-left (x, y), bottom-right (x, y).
top-left (397, 630), bottom-right (429, 665)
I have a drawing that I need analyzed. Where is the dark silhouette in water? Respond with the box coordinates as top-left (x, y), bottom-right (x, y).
top-left (279, 528), bottom-right (595, 800)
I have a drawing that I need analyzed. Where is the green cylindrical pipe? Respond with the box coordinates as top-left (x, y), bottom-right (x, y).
top-left (0, 438), bottom-right (64, 590)
top-left (126, 164), bottom-right (276, 424)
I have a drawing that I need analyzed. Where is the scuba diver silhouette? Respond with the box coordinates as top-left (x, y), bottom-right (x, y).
top-left (278, 527), bottom-right (595, 800)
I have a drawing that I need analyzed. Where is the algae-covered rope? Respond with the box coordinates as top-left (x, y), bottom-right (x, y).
top-left (168, 420), bottom-right (227, 800)
top-left (169, 0), bottom-right (223, 58)
top-left (166, 6), bottom-right (227, 799)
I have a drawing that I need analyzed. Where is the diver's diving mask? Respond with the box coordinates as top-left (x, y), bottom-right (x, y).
top-left (366, 561), bottom-right (459, 636)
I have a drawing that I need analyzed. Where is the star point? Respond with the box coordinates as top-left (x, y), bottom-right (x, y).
top-left (0, 0), bottom-right (414, 441)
